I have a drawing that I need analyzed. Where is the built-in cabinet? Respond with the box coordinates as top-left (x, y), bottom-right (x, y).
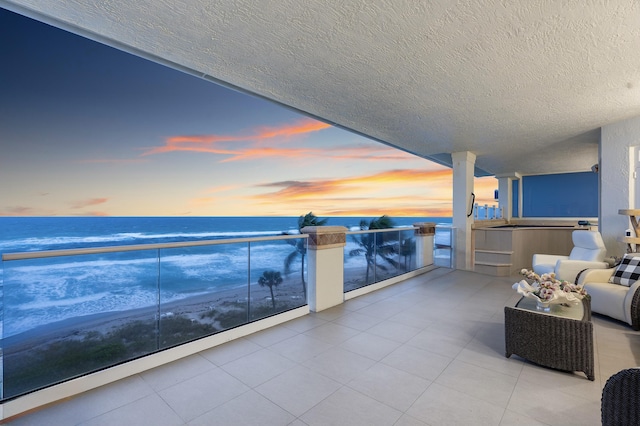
top-left (473, 227), bottom-right (576, 276)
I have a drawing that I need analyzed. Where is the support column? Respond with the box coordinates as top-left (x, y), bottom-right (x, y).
top-left (413, 222), bottom-right (435, 267)
top-left (301, 226), bottom-right (347, 312)
top-left (496, 172), bottom-right (520, 221)
top-left (452, 151), bottom-right (476, 270)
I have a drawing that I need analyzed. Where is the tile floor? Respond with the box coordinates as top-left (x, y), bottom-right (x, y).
top-left (6, 268), bottom-right (640, 425)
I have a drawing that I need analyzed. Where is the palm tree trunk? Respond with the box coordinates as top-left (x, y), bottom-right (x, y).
top-left (269, 287), bottom-right (276, 310)
top-left (301, 253), bottom-right (307, 300)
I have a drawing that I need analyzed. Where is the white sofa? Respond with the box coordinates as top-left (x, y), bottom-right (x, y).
top-left (578, 265), bottom-right (640, 330)
top-left (532, 230), bottom-right (608, 282)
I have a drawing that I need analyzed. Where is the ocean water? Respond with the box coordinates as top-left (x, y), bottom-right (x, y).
top-left (0, 216), bottom-right (450, 337)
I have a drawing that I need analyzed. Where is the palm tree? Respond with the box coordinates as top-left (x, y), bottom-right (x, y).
top-left (349, 215), bottom-right (398, 284)
top-left (258, 270), bottom-right (283, 311)
top-left (283, 212), bottom-right (328, 300)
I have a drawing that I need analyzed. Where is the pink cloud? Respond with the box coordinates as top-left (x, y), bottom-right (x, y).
top-left (70, 198), bottom-right (109, 209)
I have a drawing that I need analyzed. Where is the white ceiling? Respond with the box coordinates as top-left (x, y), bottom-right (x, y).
top-left (4, 0), bottom-right (640, 176)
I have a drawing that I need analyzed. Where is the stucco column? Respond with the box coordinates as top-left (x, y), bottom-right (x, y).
top-left (452, 151), bottom-right (476, 270)
top-left (301, 226), bottom-right (347, 312)
top-left (413, 222), bottom-right (435, 267)
top-left (496, 172), bottom-right (520, 221)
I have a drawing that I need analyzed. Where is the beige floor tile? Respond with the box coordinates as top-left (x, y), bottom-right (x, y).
top-left (366, 319), bottom-right (422, 343)
top-left (255, 365), bottom-right (341, 416)
top-left (434, 359), bottom-right (518, 408)
top-left (381, 342), bottom-right (452, 381)
top-left (158, 367), bottom-right (249, 422)
top-left (340, 331), bottom-right (403, 361)
top-left (309, 305), bottom-right (349, 321)
top-left (280, 315), bottom-right (328, 333)
top-left (141, 353), bottom-right (216, 391)
top-left (392, 414), bottom-right (430, 426)
top-left (407, 382), bottom-right (505, 426)
top-left (332, 310), bottom-right (384, 331)
top-left (355, 300), bottom-right (408, 320)
top-left (6, 375), bottom-right (154, 426)
top-left (220, 348), bottom-right (297, 387)
top-left (188, 390), bottom-right (295, 426)
top-left (244, 325), bottom-right (299, 347)
top-left (198, 337), bottom-right (262, 366)
top-left (79, 393), bottom-right (183, 426)
top-left (387, 308), bottom-right (436, 329)
top-left (303, 346), bottom-right (376, 384)
top-left (499, 409), bottom-right (549, 425)
top-left (456, 343), bottom-right (524, 378)
top-left (406, 328), bottom-right (470, 358)
top-left (507, 378), bottom-right (600, 425)
top-left (302, 321), bottom-right (361, 345)
top-left (268, 333), bottom-right (333, 363)
top-left (300, 386), bottom-right (402, 426)
top-left (347, 363), bottom-right (431, 412)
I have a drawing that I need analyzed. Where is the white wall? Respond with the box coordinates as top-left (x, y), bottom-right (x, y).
top-left (600, 116), bottom-right (640, 255)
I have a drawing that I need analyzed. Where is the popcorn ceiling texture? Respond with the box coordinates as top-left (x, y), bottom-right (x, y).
top-left (3, 0), bottom-right (640, 175)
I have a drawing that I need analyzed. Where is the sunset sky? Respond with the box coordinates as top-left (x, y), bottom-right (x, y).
top-left (0, 8), bottom-right (497, 217)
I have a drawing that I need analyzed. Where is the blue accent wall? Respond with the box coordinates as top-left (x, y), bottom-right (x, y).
top-left (522, 172), bottom-right (598, 217)
top-left (512, 182), bottom-right (519, 217)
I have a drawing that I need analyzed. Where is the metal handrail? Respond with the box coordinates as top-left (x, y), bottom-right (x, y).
top-left (2, 233), bottom-right (309, 261)
top-left (346, 226), bottom-right (417, 235)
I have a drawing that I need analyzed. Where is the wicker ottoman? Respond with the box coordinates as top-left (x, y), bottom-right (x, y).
top-left (505, 297), bottom-right (594, 380)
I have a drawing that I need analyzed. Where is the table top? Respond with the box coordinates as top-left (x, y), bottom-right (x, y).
top-left (514, 296), bottom-right (585, 321)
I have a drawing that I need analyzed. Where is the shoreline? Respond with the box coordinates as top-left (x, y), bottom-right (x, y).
top-left (3, 266), bottom-right (375, 356)
top-left (2, 276), bottom-right (308, 354)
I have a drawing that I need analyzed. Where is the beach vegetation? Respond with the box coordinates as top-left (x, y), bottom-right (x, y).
top-left (284, 212), bottom-right (328, 300)
top-left (258, 270), bottom-right (284, 310)
top-left (349, 215), bottom-right (399, 284)
top-left (3, 315), bottom-right (217, 398)
top-left (3, 286), bottom-right (307, 399)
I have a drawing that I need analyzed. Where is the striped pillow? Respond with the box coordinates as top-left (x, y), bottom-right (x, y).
top-left (609, 254), bottom-right (640, 287)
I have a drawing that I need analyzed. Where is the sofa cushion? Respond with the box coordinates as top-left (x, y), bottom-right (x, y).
top-left (609, 254), bottom-right (640, 287)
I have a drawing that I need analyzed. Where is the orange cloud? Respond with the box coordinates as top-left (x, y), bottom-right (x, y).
top-left (328, 145), bottom-right (420, 161)
top-left (253, 169), bottom-right (454, 203)
top-left (0, 206), bottom-right (45, 216)
top-left (245, 168), bottom-right (496, 218)
top-left (82, 211), bottom-right (110, 217)
top-left (70, 198), bottom-right (109, 209)
top-left (142, 118), bottom-right (331, 157)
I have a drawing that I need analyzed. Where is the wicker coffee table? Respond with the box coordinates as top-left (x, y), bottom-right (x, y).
top-left (505, 296), bottom-right (594, 380)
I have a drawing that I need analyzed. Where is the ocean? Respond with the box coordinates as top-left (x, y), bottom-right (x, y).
top-left (0, 216), bottom-right (451, 337)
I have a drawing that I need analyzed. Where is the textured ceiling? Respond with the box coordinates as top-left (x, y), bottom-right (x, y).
top-left (3, 0), bottom-right (640, 175)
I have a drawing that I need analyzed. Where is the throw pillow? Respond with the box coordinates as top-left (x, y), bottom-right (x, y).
top-left (609, 254), bottom-right (640, 286)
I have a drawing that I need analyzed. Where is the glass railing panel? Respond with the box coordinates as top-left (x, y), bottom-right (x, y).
top-left (345, 230), bottom-right (376, 291)
top-left (435, 225), bottom-right (454, 268)
top-left (373, 230), bottom-right (401, 282)
top-left (1, 250), bottom-right (159, 399)
top-left (249, 239), bottom-right (307, 322)
top-left (398, 229), bottom-right (417, 272)
top-left (157, 244), bottom-right (249, 349)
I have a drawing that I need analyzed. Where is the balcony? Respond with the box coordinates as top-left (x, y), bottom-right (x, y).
top-left (2, 226), bottom-right (639, 424)
top-left (4, 268), bottom-right (638, 425)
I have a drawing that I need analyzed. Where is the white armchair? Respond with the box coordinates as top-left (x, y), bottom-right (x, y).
top-left (578, 265), bottom-right (640, 330)
top-left (532, 230), bottom-right (608, 282)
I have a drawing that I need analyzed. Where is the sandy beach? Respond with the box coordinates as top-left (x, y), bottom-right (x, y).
top-left (3, 274), bottom-right (309, 355)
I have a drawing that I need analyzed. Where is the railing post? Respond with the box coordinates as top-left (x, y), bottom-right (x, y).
top-left (413, 222), bottom-right (435, 267)
top-left (301, 226), bottom-right (347, 312)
